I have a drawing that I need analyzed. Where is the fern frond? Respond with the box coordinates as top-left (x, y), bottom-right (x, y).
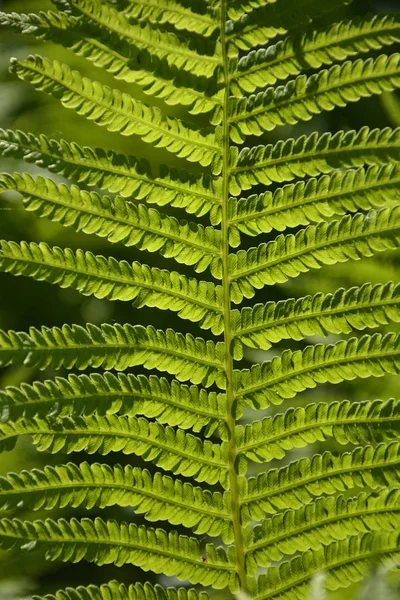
top-left (237, 398), bottom-right (400, 463)
top-left (231, 14), bottom-right (400, 95)
top-left (0, 462), bottom-right (230, 538)
top-left (236, 332), bottom-right (400, 409)
top-left (251, 530), bottom-right (400, 600)
top-left (229, 163), bottom-right (400, 239)
top-left (227, 0), bottom-right (277, 21)
top-left (241, 441), bottom-right (400, 518)
top-left (0, 9), bottom-right (76, 38)
top-left (69, 0), bottom-right (220, 78)
top-left (230, 126), bottom-right (400, 195)
top-left (0, 173), bottom-right (222, 274)
top-left (227, 21), bottom-right (286, 55)
top-left (229, 207), bottom-right (400, 303)
top-left (233, 281), bottom-right (400, 351)
top-left (0, 241), bottom-right (223, 332)
top-left (0, 323), bottom-right (225, 386)
top-left (0, 11), bottom-right (221, 114)
top-left (3, 0), bottom-right (400, 594)
top-left (9, 56), bottom-right (220, 168)
top-left (32, 581), bottom-right (209, 600)
top-left (0, 517), bottom-right (235, 587)
top-left (228, 55), bottom-right (400, 143)
top-left (0, 373), bottom-right (225, 435)
top-left (247, 487), bottom-right (400, 571)
top-left (0, 129), bottom-right (222, 218)
top-left (76, 38), bottom-right (221, 115)
top-left (121, 0), bottom-right (218, 37)
top-left (227, 0), bottom-right (351, 52)
top-left (0, 416), bottom-right (228, 486)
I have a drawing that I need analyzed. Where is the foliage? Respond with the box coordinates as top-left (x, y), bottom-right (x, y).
top-left (0, 0), bottom-right (400, 599)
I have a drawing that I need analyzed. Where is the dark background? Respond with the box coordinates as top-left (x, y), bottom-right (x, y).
top-left (0, 0), bottom-right (400, 598)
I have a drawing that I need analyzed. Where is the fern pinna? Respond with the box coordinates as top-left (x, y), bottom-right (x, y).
top-left (0, 0), bottom-right (400, 598)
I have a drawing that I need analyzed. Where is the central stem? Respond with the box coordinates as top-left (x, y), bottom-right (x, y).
top-left (220, 1), bottom-right (248, 592)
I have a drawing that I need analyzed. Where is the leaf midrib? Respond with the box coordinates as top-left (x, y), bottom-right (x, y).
top-left (242, 454), bottom-right (400, 504)
top-left (232, 19), bottom-right (400, 83)
top-left (231, 171), bottom-right (400, 227)
top-left (76, 0), bottom-right (221, 65)
top-left (0, 340), bottom-right (221, 370)
top-left (231, 137), bottom-right (400, 175)
top-left (229, 58), bottom-right (400, 124)
top-left (22, 187), bottom-right (221, 256)
top-left (0, 138), bottom-right (221, 205)
top-left (248, 503), bottom-right (400, 554)
top-left (239, 414), bottom-right (400, 454)
top-left (237, 344), bottom-right (400, 399)
top-left (234, 295), bottom-right (400, 339)
top-left (0, 525), bottom-right (233, 571)
top-left (254, 543), bottom-right (400, 600)
top-left (3, 422), bottom-right (227, 468)
top-left (0, 248), bottom-right (222, 314)
top-left (0, 388), bottom-right (222, 421)
top-left (231, 215), bottom-right (400, 281)
top-left (84, 36), bottom-right (219, 106)
top-left (0, 481), bottom-right (228, 520)
top-left (20, 61), bottom-right (219, 155)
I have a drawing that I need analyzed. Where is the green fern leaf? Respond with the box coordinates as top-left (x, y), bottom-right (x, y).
top-left (68, 0), bottom-right (220, 78)
top-left (0, 462), bottom-right (230, 538)
top-left (227, 0), bottom-right (351, 52)
top-left (0, 415), bottom-right (228, 485)
top-left (233, 281), bottom-right (400, 351)
top-left (237, 398), bottom-right (400, 463)
top-left (0, 129), bottom-right (222, 218)
top-left (120, 0), bottom-right (218, 37)
top-left (0, 10), bottom-right (221, 113)
top-left (247, 488), bottom-right (400, 569)
top-left (231, 14), bottom-right (400, 95)
top-left (229, 207), bottom-right (400, 303)
top-left (236, 332), bottom-right (400, 409)
top-left (79, 45), bottom-right (221, 116)
top-left (78, 38), bottom-right (221, 115)
top-left (0, 241), bottom-right (223, 331)
top-left (0, 372), bottom-right (225, 435)
top-left (230, 126), bottom-right (400, 195)
top-left (227, 0), bottom-right (276, 21)
top-left (0, 173), bottom-right (222, 273)
top-left (241, 441), bottom-right (400, 519)
top-left (2, 0), bottom-right (400, 596)
top-left (9, 56), bottom-right (220, 169)
top-left (0, 9), bottom-right (76, 38)
top-left (251, 530), bottom-right (400, 600)
top-left (229, 164), bottom-right (400, 238)
top-left (32, 581), bottom-right (209, 600)
top-left (0, 517), bottom-right (235, 588)
top-left (228, 55), bottom-right (400, 143)
top-left (0, 323), bottom-right (225, 386)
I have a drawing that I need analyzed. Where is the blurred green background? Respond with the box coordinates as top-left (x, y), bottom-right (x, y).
top-left (0, 0), bottom-right (400, 598)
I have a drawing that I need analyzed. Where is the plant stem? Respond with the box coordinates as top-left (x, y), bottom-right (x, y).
top-left (220, 1), bottom-right (248, 592)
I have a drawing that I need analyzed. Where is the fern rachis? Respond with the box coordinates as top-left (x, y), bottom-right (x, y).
top-left (1, 0), bottom-right (400, 598)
